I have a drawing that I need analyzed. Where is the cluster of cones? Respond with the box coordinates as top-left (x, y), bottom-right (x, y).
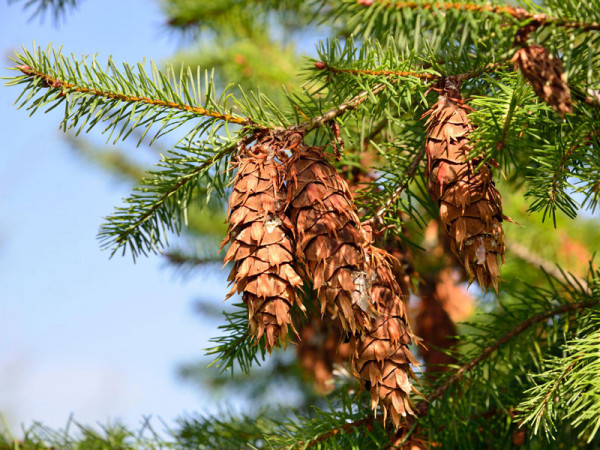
top-left (217, 10), bottom-right (581, 439)
top-left (222, 135), bottom-right (418, 427)
top-left (221, 59), bottom-right (576, 425)
top-left (221, 72), bottom-right (514, 424)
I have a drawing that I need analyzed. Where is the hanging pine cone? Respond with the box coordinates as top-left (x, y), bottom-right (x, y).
top-left (286, 145), bottom-right (374, 334)
top-left (512, 44), bottom-right (573, 116)
top-left (222, 142), bottom-right (304, 351)
top-left (351, 242), bottom-right (419, 428)
top-left (423, 76), bottom-right (505, 291)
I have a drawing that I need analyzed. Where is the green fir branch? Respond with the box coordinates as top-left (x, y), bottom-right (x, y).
top-left (0, 416), bottom-right (174, 449)
top-left (268, 392), bottom-right (389, 449)
top-left (176, 411), bottom-right (280, 449)
top-left (5, 45), bottom-right (250, 148)
top-left (418, 264), bottom-right (600, 446)
top-left (518, 312), bottom-right (600, 442)
top-left (351, 0), bottom-right (600, 32)
top-left (469, 72), bottom-right (553, 170)
top-left (98, 135), bottom-right (241, 259)
top-left (205, 302), bottom-right (267, 375)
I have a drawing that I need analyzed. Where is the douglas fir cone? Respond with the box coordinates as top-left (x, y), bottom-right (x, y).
top-left (423, 77), bottom-right (506, 291)
top-left (222, 142), bottom-right (304, 351)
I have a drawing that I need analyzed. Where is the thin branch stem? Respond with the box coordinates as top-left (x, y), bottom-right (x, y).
top-left (506, 241), bottom-right (590, 294)
top-left (17, 65), bottom-right (251, 126)
top-left (315, 62), bottom-right (437, 81)
top-left (364, 147), bottom-right (426, 226)
top-left (423, 297), bottom-right (599, 407)
top-left (455, 61), bottom-right (512, 82)
top-left (316, 60), bottom-right (511, 83)
top-left (283, 83), bottom-right (388, 134)
top-left (358, 1), bottom-right (600, 32)
top-left (535, 356), bottom-right (581, 422)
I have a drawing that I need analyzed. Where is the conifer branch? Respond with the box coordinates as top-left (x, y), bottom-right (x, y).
top-left (6, 46), bottom-right (255, 148)
top-left (424, 297), bottom-right (600, 407)
top-left (533, 357), bottom-right (581, 425)
top-left (301, 418), bottom-right (374, 449)
top-left (355, 1), bottom-right (600, 32)
top-left (16, 65), bottom-right (251, 126)
top-left (98, 135), bottom-right (249, 258)
top-left (365, 147), bottom-right (426, 225)
top-left (315, 60), bottom-right (511, 82)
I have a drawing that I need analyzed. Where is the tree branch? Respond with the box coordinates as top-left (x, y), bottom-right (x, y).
top-left (422, 297), bottom-right (599, 409)
top-left (315, 60), bottom-right (511, 83)
top-left (17, 65), bottom-right (251, 126)
top-left (364, 147), bottom-right (426, 226)
top-left (506, 241), bottom-right (591, 294)
top-left (314, 61), bottom-right (437, 81)
top-left (357, 1), bottom-right (600, 32)
top-left (281, 83), bottom-right (389, 135)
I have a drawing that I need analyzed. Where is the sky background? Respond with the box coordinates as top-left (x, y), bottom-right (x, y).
top-left (0, 0), bottom-right (231, 434)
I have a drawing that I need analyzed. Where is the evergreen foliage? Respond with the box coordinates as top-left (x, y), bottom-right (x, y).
top-left (3, 0), bottom-right (600, 448)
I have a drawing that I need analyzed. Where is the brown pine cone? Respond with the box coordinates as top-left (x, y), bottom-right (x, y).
top-left (222, 142), bottom-right (304, 351)
top-left (512, 44), bottom-right (572, 116)
top-left (423, 77), bottom-right (505, 291)
top-left (286, 145), bottom-right (374, 334)
top-left (352, 244), bottom-right (419, 428)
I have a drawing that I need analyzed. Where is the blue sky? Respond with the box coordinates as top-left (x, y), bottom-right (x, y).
top-left (0, 0), bottom-right (231, 433)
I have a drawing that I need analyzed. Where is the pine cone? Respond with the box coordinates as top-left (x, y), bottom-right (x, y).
top-left (222, 143), bottom-right (303, 351)
top-left (352, 245), bottom-right (419, 428)
top-left (286, 145), bottom-right (374, 334)
top-left (512, 44), bottom-right (572, 116)
top-left (423, 77), bottom-right (505, 291)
